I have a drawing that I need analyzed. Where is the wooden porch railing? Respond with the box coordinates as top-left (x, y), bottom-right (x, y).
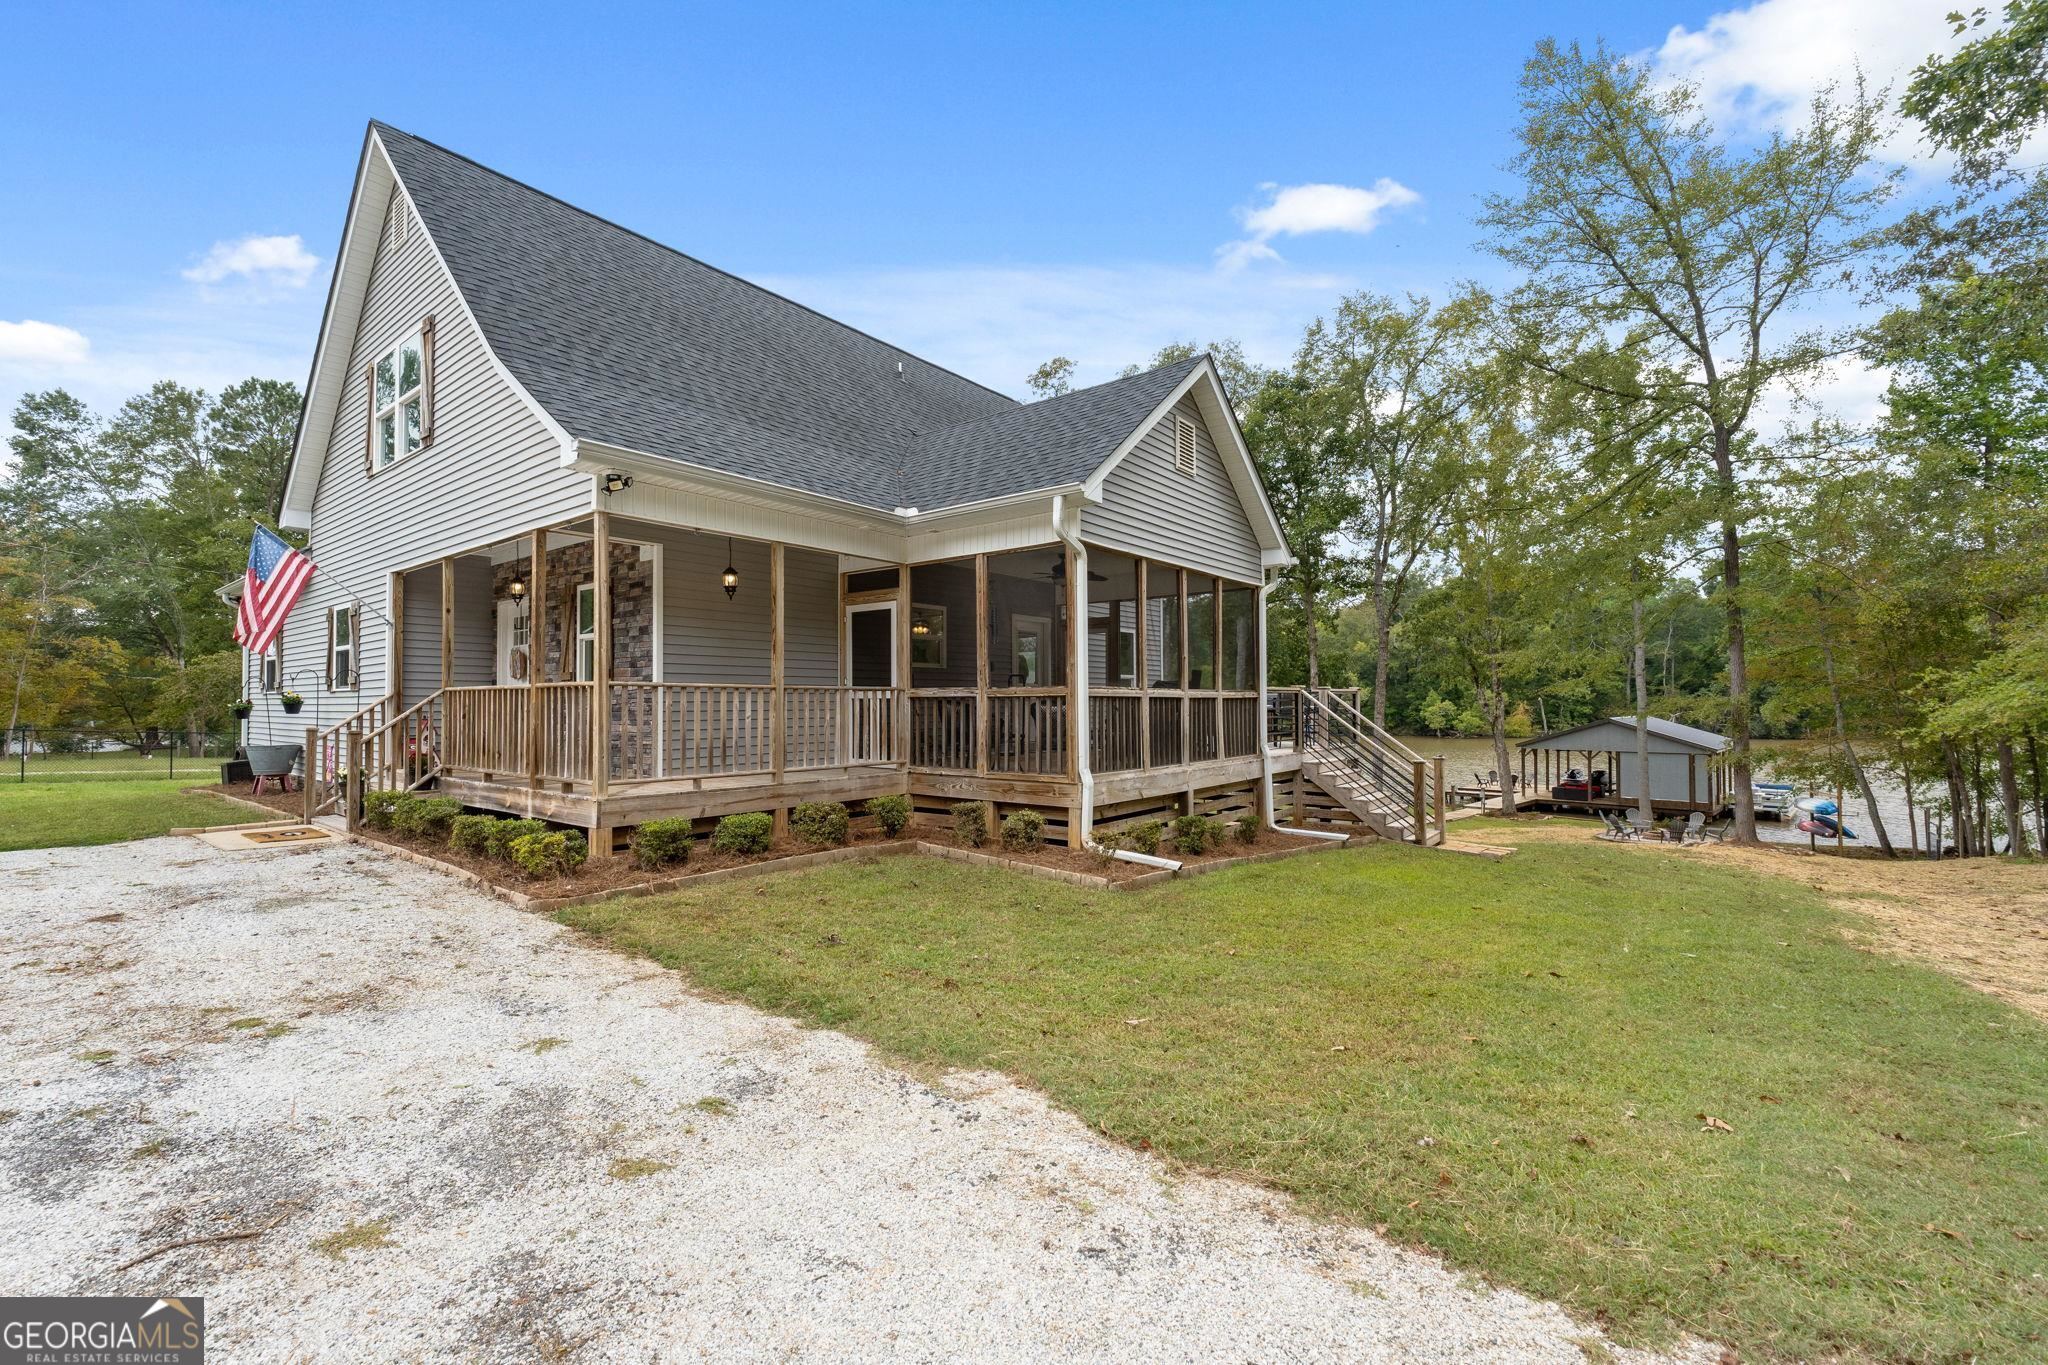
top-left (430, 683), bottom-right (907, 787)
top-left (909, 691), bottom-right (976, 772)
top-left (987, 689), bottom-right (1068, 775)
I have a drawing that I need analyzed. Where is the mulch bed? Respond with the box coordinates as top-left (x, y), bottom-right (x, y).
top-left (342, 816), bottom-right (1353, 908)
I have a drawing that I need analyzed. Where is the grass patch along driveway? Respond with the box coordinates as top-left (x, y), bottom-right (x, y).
top-left (0, 780), bottom-right (265, 852)
top-left (564, 832), bottom-right (2048, 1362)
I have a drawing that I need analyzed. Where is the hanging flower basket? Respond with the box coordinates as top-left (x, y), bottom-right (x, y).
top-left (231, 700), bottom-right (253, 719)
top-left (279, 691), bottom-right (305, 715)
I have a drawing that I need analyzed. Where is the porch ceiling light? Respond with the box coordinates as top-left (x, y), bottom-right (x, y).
top-left (911, 618), bottom-right (930, 637)
top-left (506, 575), bottom-right (527, 599)
top-left (721, 537), bottom-right (739, 600)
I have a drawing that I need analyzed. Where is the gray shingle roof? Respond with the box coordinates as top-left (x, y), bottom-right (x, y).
top-left (374, 123), bottom-right (1192, 514)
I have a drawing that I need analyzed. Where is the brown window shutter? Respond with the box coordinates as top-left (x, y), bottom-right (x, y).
top-left (420, 314), bottom-right (438, 446)
top-left (349, 606), bottom-right (362, 690)
top-left (325, 609), bottom-right (336, 688)
top-left (363, 360), bottom-right (376, 475)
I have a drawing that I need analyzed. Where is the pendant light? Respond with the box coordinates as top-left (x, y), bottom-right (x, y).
top-left (721, 537), bottom-right (739, 600)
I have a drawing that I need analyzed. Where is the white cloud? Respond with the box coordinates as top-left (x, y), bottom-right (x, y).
top-left (757, 260), bottom-right (1356, 399)
top-left (1649, 0), bottom-right (1968, 165)
top-left (181, 233), bottom-right (320, 287)
top-left (1219, 179), bottom-right (1420, 270)
top-left (0, 319), bottom-right (91, 369)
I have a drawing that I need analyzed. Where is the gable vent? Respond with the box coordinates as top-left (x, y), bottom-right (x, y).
top-left (387, 200), bottom-right (409, 252)
top-left (1173, 414), bottom-right (1198, 477)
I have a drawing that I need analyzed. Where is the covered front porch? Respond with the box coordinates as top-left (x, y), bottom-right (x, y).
top-left (309, 515), bottom-right (1274, 853)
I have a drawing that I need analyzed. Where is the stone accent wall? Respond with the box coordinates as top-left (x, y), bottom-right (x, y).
top-left (492, 542), bottom-right (652, 682)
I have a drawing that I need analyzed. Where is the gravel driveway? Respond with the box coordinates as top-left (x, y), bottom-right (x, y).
top-left (0, 836), bottom-right (1715, 1362)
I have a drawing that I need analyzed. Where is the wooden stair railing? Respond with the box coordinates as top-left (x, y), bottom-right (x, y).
top-left (1295, 689), bottom-right (1444, 846)
top-left (305, 695), bottom-right (390, 819)
top-left (305, 691), bottom-right (445, 823)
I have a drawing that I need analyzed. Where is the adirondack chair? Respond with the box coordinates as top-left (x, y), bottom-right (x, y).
top-left (1596, 810), bottom-right (1637, 841)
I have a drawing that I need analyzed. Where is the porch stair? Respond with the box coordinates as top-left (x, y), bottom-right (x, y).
top-left (1296, 689), bottom-right (1445, 847)
top-left (305, 690), bottom-right (445, 820)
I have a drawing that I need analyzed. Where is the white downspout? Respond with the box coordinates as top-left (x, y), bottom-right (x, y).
top-left (1052, 495), bottom-right (1180, 871)
top-left (1261, 568), bottom-right (1348, 843)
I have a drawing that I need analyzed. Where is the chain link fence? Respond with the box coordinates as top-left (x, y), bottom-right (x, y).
top-left (3, 728), bottom-right (242, 782)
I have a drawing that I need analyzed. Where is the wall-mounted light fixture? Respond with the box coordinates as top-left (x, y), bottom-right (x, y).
top-left (721, 537), bottom-right (739, 600)
top-left (602, 471), bottom-right (633, 496)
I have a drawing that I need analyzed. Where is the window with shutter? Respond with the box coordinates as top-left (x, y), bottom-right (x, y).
top-left (329, 605), bottom-right (355, 689)
top-left (1173, 415), bottom-right (1198, 477)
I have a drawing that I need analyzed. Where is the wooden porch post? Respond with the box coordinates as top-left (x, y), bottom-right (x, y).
top-left (1135, 559), bottom-right (1149, 768)
top-left (302, 724), bottom-right (318, 823)
top-left (1177, 569), bottom-right (1190, 796)
top-left (974, 554), bottom-right (990, 776)
top-left (1213, 583), bottom-right (1225, 764)
top-left (390, 571), bottom-right (405, 705)
top-left (1411, 759), bottom-right (1427, 846)
top-left (896, 562), bottom-right (912, 767)
top-left (589, 509), bottom-right (612, 854)
top-left (439, 558), bottom-right (454, 690)
top-left (770, 542), bottom-right (787, 839)
top-left (1066, 544), bottom-right (1085, 847)
top-left (527, 527), bottom-right (547, 788)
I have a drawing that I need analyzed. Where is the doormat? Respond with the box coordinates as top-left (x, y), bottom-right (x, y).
top-left (193, 824), bottom-right (333, 851)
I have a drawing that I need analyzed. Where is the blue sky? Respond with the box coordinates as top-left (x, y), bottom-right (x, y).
top-left (0, 0), bottom-right (1964, 433)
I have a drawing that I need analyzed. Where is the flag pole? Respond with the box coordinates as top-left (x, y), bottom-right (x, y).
top-left (247, 517), bottom-right (395, 628)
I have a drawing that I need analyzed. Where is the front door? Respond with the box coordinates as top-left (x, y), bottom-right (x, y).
top-left (1010, 614), bottom-right (1051, 687)
top-left (845, 603), bottom-right (896, 686)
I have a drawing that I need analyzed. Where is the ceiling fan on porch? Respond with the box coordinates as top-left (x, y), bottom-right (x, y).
top-left (1035, 553), bottom-right (1107, 583)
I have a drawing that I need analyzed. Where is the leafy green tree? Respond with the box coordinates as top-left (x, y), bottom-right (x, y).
top-left (1025, 356), bottom-right (1075, 398)
top-left (1903, 0), bottom-right (2048, 179)
top-left (1482, 40), bottom-right (1893, 840)
top-left (1241, 368), bottom-right (1361, 686)
top-left (1305, 289), bottom-right (1490, 727)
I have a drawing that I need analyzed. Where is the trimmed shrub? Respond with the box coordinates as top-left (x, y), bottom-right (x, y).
top-left (1233, 810), bottom-right (1261, 845)
top-left (394, 795), bottom-right (463, 840)
top-left (484, 818), bottom-right (546, 861)
top-left (1123, 820), bottom-right (1164, 857)
top-left (950, 801), bottom-right (988, 847)
top-left (1091, 829), bottom-right (1126, 865)
top-left (1000, 808), bottom-right (1046, 851)
top-left (866, 793), bottom-right (912, 838)
top-left (711, 811), bottom-right (774, 856)
top-left (448, 814), bottom-right (499, 856)
top-left (633, 817), bottom-right (694, 870)
top-left (791, 801), bottom-right (851, 847)
top-left (508, 830), bottom-right (586, 879)
top-left (361, 790), bottom-right (405, 830)
top-left (1170, 814), bottom-right (1223, 855)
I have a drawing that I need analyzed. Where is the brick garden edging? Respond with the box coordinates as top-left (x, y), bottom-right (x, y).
top-left (335, 828), bottom-right (1359, 913)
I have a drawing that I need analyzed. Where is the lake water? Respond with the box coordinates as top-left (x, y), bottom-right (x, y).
top-left (1394, 734), bottom-right (1931, 853)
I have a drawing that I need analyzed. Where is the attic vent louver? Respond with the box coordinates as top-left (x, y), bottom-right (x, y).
top-left (1174, 415), bottom-right (1198, 477)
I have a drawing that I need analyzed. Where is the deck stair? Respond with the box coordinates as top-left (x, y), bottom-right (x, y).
top-left (305, 690), bottom-right (444, 820)
top-left (1296, 688), bottom-right (1445, 847)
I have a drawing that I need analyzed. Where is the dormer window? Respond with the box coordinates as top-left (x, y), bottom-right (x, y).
top-left (368, 316), bottom-right (436, 471)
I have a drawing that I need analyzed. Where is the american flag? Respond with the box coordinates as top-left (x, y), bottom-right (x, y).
top-left (234, 526), bottom-right (316, 656)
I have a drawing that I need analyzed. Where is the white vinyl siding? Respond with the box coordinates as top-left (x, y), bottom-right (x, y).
top-left (274, 177), bottom-right (587, 731)
top-left (1082, 396), bottom-right (1264, 583)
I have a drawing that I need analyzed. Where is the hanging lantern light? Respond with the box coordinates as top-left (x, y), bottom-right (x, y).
top-left (721, 537), bottom-right (739, 600)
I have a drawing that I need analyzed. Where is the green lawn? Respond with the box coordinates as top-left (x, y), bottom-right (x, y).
top-left (562, 833), bottom-right (2047, 1362)
top-left (8, 749), bottom-right (235, 782)
top-left (0, 781), bottom-right (266, 852)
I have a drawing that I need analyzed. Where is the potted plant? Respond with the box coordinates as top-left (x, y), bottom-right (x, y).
top-left (279, 690), bottom-right (305, 715)
top-left (232, 698), bottom-right (253, 719)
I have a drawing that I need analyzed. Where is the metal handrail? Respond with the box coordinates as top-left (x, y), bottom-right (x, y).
top-left (1296, 689), bottom-right (1420, 830)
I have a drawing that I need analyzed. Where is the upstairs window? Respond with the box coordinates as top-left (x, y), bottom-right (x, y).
top-left (1173, 415), bottom-right (1199, 477)
top-left (368, 316), bottom-right (436, 471)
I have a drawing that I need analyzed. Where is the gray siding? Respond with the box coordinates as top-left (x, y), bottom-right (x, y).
top-left (632, 522), bottom-right (838, 685)
top-left (264, 193), bottom-right (588, 729)
top-left (1081, 396), bottom-right (1264, 583)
